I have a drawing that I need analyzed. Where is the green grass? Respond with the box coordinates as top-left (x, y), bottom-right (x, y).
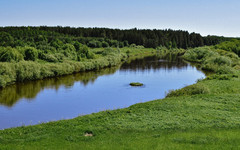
top-left (1, 46), bottom-right (240, 149)
top-left (2, 129), bottom-right (239, 150)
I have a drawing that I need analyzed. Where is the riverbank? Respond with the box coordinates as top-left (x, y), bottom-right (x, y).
top-left (1, 42), bottom-right (240, 149)
top-left (0, 47), bottom-right (157, 88)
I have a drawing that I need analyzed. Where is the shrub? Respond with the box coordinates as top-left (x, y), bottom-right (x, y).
top-left (216, 66), bottom-right (236, 74)
top-left (130, 44), bottom-right (137, 48)
top-left (183, 47), bottom-right (216, 62)
top-left (205, 74), bottom-right (238, 80)
top-left (37, 44), bottom-right (57, 53)
top-left (62, 44), bottom-right (76, 52)
top-left (61, 44), bottom-right (77, 60)
top-left (215, 49), bottom-right (239, 59)
top-left (96, 41), bottom-right (102, 48)
top-left (0, 63), bottom-right (16, 87)
top-left (40, 53), bottom-right (59, 62)
top-left (86, 51), bottom-right (95, 59)
top-left (102, 48), bottom-right (119, 56)
top-left (102, 41), bottom-right (109, 48)
top-left (16, 61), bottom-right (41, 81)
top-left (78, 45), bottom-right (89, 54)
top-left (87, 41), bottom-right (97, 48)
top-left (0, 32), bottom-right (14, 47)
top-left (166, 84), bottom-right (210, 97)
top-left (123, 40), bottom-right (129, 47)
top-left (215, 39), bottom-right (240, 56)
top-left (24, 47), bottom-right (38, 61)
top-left (0, 47), bottom-right (23, 62)
top-left (202, 56), bottom-right (232, 72)
top-left (54, 53), bottom-right (65, 62)
top-left (50, 39), bottom-right (64, 49)
top-left (0, 47), bottom-right (124, 87)
top-left (109, 40), bottom-right (118, 47)
top-left (119, 42), bottom-right (124, 48)
top-left (74, 42), bottom-right (83, 51)
top-left (135, 45), bottom-right (145, 49)
top-left (77, 45), bottom-right (95, 60)
top-left (207, 56), bottom-right (232, 66)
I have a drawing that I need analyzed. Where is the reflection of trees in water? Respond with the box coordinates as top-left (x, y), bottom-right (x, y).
top-left (0, 66), bottom-right (119, 107)
top-left (120, 54), bottom-right (189, 72)
top-left (0, 55), bottom-right (192, 107)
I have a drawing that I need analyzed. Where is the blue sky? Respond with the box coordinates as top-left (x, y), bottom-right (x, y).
top-left (0, 0), bottom-right (239, 37)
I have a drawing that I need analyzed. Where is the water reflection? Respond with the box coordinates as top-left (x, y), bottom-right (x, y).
top-left (121, 55), bottom-right (188, 71)
top-left (0, 55), bottom-right (189, 107)
top-left (0, 66), bottom-right (120, 107)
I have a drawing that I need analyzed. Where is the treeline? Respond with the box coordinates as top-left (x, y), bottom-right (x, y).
top-left (0, 27), bottom-right (129, 48)
top-left (0, 26), bottom-right (232, 49)
top-left (0, 28), bottom-right (128, 63)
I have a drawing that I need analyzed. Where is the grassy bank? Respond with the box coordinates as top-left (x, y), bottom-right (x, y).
top-left (1, 41), bottom-right (240, 149)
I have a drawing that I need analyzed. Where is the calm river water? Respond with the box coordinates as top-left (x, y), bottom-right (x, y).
top-left (0, 56), bottom-right (205, 129)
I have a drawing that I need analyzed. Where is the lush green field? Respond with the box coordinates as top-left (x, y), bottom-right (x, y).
top-left (1, 40), bottom-right (240, 149)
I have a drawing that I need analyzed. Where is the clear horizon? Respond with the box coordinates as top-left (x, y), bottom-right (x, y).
top-left (0, 0), bottom-right (239, 37)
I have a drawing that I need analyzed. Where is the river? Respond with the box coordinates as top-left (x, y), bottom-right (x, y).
top-left (0, 55), bottom-right (205, 129)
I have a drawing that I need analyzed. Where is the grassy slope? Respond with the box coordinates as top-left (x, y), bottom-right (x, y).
top-left (1, 48), bottom-right (240, 149)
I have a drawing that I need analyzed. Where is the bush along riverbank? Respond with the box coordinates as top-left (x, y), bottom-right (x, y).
top-left (0, 47), bottom-right (157, 88)
top-left (1, 40), bottom-right (240, 149)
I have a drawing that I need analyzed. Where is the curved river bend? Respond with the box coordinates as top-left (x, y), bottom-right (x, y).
top-left (0, 56), bottom-right (205, 129)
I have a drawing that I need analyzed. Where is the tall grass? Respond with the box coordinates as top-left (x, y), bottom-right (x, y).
top-left (182, 47), bottom-right (217, 63)
top-left (166, 84), bottom-right (210, 97)
top-left (0, 53), bottom-right (125, 88)
top-left (183, 46), bottom-right (239, 74)
top-left (0, 47), bottom-right (157, 88)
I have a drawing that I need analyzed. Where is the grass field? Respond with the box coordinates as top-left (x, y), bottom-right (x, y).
top-left (0, 45), bottom-right (240, 149)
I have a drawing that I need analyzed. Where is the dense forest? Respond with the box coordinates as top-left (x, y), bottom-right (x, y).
top-left (0, 26), bottom-right (232, 49)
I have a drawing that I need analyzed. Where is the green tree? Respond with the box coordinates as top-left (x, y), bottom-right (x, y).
top-left (0, 47), bottom-right (23, 62)
top-left (24, 47), bottom-right (38, 61)
top-left (102, 41), bottom-right (109, 48)
top-left (0, 32), bottom-right (14, 47)
top-left (87, 41), bottom-right (97, 48)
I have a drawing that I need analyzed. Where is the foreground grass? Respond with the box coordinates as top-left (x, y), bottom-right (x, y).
top-left (1, 129), bottom-right (239, 150)
top-left (1, 77), bottom-right (240, 149)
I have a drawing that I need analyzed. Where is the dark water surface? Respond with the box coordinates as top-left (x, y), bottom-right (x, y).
top-left (0, 56), bottom-right (205, 129)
